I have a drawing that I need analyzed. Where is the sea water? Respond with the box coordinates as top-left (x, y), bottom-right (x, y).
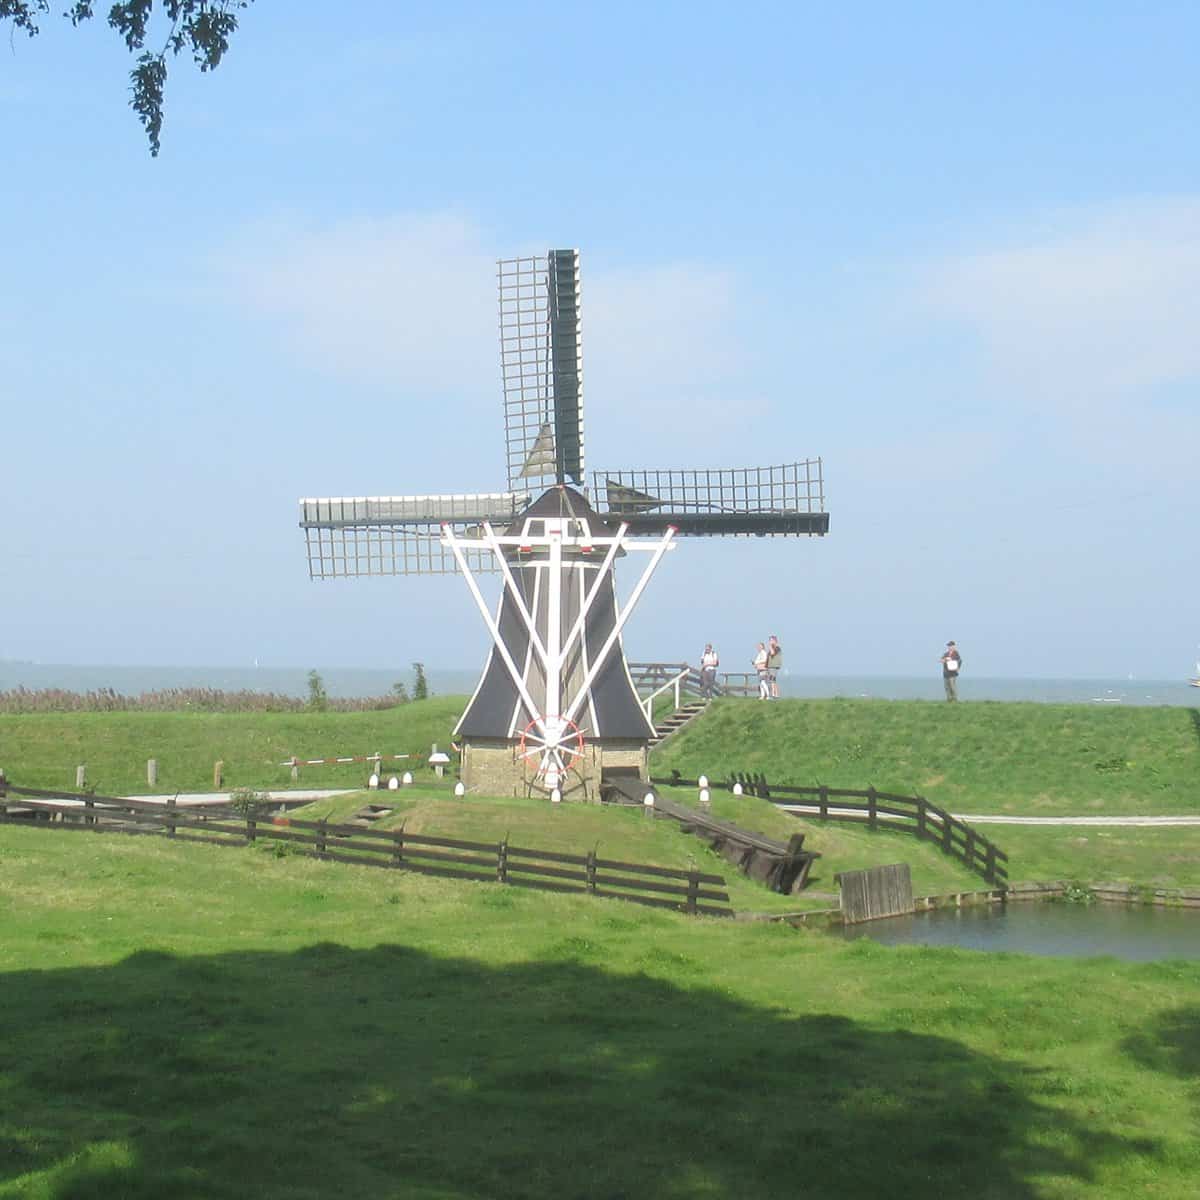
top-left (0, 662), bottom-right (1195, 706)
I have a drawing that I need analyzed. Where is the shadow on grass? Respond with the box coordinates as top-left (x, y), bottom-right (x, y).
top-left (1122, 1005), bottom-right (1200, 1079)
top-left (1, 943), bottom-right (1158, 1200)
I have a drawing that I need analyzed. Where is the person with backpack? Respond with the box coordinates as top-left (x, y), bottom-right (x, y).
top-left (699, 643), bottom-right (720, 699)
top-left (939, 640), bottom-right (962, 701)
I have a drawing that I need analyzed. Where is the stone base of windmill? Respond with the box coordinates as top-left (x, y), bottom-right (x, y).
top-left (460, 738), bottom-right (648, 801)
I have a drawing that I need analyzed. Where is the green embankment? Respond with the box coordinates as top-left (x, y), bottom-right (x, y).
top-left (1, 824), bottom-right (1198, 1199)
top-left (3, 696), bottom-right (1198, 885)
top-left (654, 697), bottom-right (1200, 815)
top-left (0, 699), bottom-right (464, 795)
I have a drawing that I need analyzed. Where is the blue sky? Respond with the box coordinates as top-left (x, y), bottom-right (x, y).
top-left (2, 1), bottom-right (1198, 679)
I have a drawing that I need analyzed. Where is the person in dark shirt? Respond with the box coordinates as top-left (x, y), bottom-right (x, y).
top-left (939, 640), bottom-right (962, 701)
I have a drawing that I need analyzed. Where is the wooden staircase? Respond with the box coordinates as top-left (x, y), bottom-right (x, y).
top-left (649, 701), bottom-right (709, 749)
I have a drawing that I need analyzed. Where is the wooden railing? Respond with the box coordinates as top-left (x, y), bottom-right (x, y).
top-left (627, 662), bottom-right (760, 700)
top-left (651, 772), bottom-right (1008, 888)
top-left (637, 665), bottom-right (692, 722)
top-left (0, 781), bottom-right (732, 917)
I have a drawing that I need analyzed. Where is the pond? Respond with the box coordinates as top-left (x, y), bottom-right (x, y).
top-left (840, 901), bottom-right (1200, 961)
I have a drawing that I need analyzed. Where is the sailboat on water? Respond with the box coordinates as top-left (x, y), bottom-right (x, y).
top-left (1190, 654), bottom-right (1200, 689)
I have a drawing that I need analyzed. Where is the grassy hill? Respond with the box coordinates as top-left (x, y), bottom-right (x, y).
top-left (653, 697), bottom-right (1200, 815)
top-left (2, 821), bottom-right (1198, 1199)
top-left (0, 698), bottom-right (464, 795)
top-left (3, 695), bottom-right (1198, 886)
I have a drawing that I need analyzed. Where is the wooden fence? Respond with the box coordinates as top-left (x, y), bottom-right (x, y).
top-left (652, 772), bottom-right (1008, 888)
top-left (0, 781), bottom-right (732, 917)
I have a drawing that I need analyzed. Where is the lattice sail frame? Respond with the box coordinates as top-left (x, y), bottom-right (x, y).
top-left (499, 250), bottom-right (584, 491)
top-left (300, 494), bottom-right (530, 578)
top-left (591, 459), bottom-right (828, 536)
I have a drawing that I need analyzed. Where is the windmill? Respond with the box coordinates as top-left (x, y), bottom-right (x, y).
top-left (299, 249), bottom-right (829, 798)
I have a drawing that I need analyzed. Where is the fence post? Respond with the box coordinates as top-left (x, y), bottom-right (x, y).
top-left (867, 786), bottom-right (878, 830)
top-left (915, 797), bottom-right (926, 840)
top-left (985, 842), bottom-right (997, 884)
top-left (819, 784), bottom-right (828, 818)
top-left (246, 814), bottom-right (257, 844)
top-left (290, 757), bottom-right (300, 783)
top-left (76, 764), bottom-right (86, 790)
top-left (316, 818), bottom-right (327, 856)
top-left (84, 796), bottom-right (94, 826)
top-left (391, 824), bottom-right (405, 868)
top-left (686, 867), bottom-right (700, 914)
top-left (167, 794), bottom-right (177, 838)
top-left (497, 836), bottom-right (509, 884)
top-left (674, 674), bottom-right (681, 710)
top-left (964, 828), bottom-right (976, 871)
top-left (586, 848), bottom-right (598, 894)
top-left (213, 760), bottom-right (224, 789)
top-left (942, 810), bottom-right (953, 854)
top-left (147, 758), bottom-right (158, 787)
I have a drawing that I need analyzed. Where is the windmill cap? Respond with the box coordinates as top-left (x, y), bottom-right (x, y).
top-left (947, 640), bottom-right (956, 646)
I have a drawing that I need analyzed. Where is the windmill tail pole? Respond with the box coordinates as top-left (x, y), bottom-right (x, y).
top-left (563, 525), bottom-right (677, 727)
top-left (442, 523), bottom-right (548, 739)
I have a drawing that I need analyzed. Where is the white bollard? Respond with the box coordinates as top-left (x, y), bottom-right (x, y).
top-left (368, 773), bottom-right (380, 790)
top-left (550, 788), bottom-right (562, 804)
top-left (454, 781), bottom-right (466, 797)
top-left (401, 771), bottom-right (413, 786)
top-left (698, 774), bottom-right (709, 790)
top-left (387, 776), bottom-right (400, 790)
top-left (643, 793), bottom-right (656, 818)
top-left (732, 782), bottom-right (744, 796)
top-left (699, 787), bottom-right (711, 807)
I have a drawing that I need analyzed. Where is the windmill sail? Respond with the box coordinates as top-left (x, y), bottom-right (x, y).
top-left (593, 461), bottom-right (829, 536)
top-left (298, 492), bottom-right (529, 577)
top-left (500, 250), bottom-right (585, 492)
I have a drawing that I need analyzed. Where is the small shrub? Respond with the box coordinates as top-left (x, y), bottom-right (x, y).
top-left (229, 787), bottom-right (271, 818)
top-left (306, 670), bottom-right (329, 712)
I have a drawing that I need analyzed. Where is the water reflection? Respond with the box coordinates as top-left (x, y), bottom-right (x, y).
top-left (841, 902), bottom-right (1200, 961)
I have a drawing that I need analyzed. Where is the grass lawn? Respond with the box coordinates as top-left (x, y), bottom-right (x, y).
top-left (653, 698), bottom-right (1200, 816)
top-left (1, 823), bottom-right (1198, 1199)
top-left (989, 825), bottom-right (1200, 890)
top-left (0, 700), bottom-right (464, 796)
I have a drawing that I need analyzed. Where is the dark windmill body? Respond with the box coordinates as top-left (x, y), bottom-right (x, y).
top-left (300, 249), bottom-right (829, 798)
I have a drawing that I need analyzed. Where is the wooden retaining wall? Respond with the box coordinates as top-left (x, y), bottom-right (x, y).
top-left (835, 863), bottom-right (914, 924)
top-left (1007, 880), bottom-right (1200, 909)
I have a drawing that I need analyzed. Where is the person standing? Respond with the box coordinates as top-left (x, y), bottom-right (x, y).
top-left (699, 643), bottom-right (720, 700)
top-left (940, 640), bottom-right (962, 702)
top-left (767, 634), bottom-right (783, 699)
top-left (753, 642), bottom-right (770, 700)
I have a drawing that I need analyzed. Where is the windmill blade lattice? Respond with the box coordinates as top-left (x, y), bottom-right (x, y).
top-left (591, 460), bottom-right (828, 536)
top-left (300, 493), bottom-right (529, 577)
top-left (499, 250), bottom-right (584, 491)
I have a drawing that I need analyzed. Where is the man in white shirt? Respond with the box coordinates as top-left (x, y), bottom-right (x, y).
top-left (753, 642), bottom-right (770, 700)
